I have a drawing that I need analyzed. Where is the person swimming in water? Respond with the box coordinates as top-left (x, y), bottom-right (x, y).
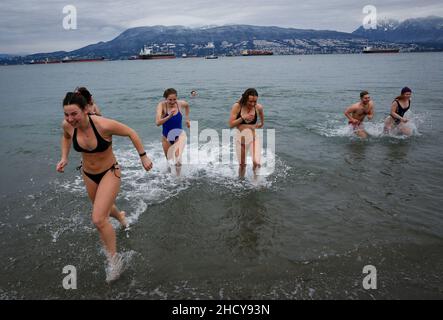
top-left (344, 91), bottom-right (375, 139)
top-left (384, 87), bottom-right (413, 136)
top-left (75, 87), bottom-right (102, 116)
top-left (229, 88), bottom-right (265, 177)
top-left (56, 92), bottom-right (153, 282)
top-left (155, 88), bottom-right (190, 167)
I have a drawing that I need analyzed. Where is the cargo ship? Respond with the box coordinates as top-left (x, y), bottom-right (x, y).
top-left (138, 45), bottom-right (176, 60)
top-left (28, 58), bottom-right (61, 64)
top-left (362, 46), bottom-right (400, 54)
top-left (61, 57), bottom-right (105, 63)
top-left (241, 50), bottom-right (274, 56)
top-left (28, 57), bottom-right (105, 64)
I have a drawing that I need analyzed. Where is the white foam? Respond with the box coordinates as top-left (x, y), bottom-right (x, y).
top-left (55, 140), bottom-right (290, 227)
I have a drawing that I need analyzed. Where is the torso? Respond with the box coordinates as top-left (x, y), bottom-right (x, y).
top-left (162, 101), bottom-right (183, 141)
top-left (351, 102), bottom-right (371, 122)
top-left (236, 104), bottom-right (258, 126)
top-left (69, 115), bottom-right (115, 173)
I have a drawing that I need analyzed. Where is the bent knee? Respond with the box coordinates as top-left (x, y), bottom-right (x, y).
top-left (92, 214), bottom-right (108, 229)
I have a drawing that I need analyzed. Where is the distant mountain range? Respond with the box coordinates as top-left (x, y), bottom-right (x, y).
top-left (2, 16), bottom-right (443, 64)
top-left (353, 16), bottom-right (443, 44)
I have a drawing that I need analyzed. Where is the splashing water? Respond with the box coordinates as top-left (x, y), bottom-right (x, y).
top-left (313, 111), bottom-right (429, 139)
top-left (55, 141), bottom-right (291, 226)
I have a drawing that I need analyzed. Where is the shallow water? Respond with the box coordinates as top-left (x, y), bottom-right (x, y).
top-left (0, 53), bottom-right (442, 299)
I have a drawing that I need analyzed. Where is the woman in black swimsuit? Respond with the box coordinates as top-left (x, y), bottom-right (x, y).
top-left (384, 87), bottom-right (413, 136)
top-left (56, 92), bottom-right (153, 282)
top-left (229, 88), bottom-right (265, 177)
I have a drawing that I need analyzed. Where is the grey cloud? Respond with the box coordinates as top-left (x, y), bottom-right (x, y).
top-left (1, 0), bottom-right (442, 54)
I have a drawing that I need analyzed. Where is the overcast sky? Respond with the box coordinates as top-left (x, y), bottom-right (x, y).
top-left (1, 0), bottom-right (442, 54)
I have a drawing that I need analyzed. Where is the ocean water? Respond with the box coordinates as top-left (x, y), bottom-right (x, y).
top-left (0, 53), bottom-right (442, 299)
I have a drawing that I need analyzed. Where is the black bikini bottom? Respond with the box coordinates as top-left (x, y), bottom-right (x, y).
top-left (77, 162), bottom-right (120, 185)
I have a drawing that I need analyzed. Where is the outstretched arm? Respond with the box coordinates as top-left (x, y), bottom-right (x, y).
top-left (255, 104), bottom-right (265, 129)
top-left (367, 101), bottom-right (375, 120)
top-left (104, 119), bottom-right (153, 171)
top-left (182, 101), bottom-right (191, 128)
top-left (229, 103), bottom-right (244, 128)
top-left (56, 121), bottom-right (72, 173)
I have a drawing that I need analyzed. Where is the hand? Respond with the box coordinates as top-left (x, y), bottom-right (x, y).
top-left (186, 119), bottom-right (191, 128)
top-left (351, 118), bottom-right (360, 125)
top-left (56, 159), bottom-right (68, 173)
top-left (141, 155), bottom-right (153, 171)
top-left (401, 118), bottom-right (408, 123)
top-left (242, 114), bottom-right (255, 123)
top-left (170, 108), bottom-right (179, 116)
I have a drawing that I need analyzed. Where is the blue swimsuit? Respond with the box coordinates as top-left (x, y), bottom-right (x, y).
top-left (162, 102), bottom-right (183, 144)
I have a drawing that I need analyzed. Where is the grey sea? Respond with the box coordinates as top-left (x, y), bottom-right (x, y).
top-left (0, 53), bottom-right (442, 299)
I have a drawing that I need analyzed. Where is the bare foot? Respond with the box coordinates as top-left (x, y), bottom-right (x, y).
top-left (115, 211), bottom-right (128, 229)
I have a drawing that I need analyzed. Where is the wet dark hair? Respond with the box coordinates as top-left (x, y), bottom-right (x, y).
top-left (401, 87), bottom-right (412, 95)
top-left (75, 87), bottom-right (93, 104)
top-left (63, 92), bottom-right (87, 110)
top-left (360, 91), bottom-right (369, 99)
top-left (163, 88), bottom-right (178, 99)
top-left (239, 88), bottom-right (258, 106)
top-left (396, 87), bottom-right (412, 100)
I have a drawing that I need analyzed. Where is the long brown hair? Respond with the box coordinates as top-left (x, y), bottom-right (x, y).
top-left (239, 88), bottom-right (258, 106)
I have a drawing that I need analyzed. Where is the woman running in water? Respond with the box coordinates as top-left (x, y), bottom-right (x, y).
top-left (229, 88), bottom-right (265, 177)
top-left (56, 92), bottom-right (153, 282)
top-left (384, 87), bottom-right (413, 136)
top-left (155, 88), bottom-right (190, 167)
top-left (75, 87), bottom-right (102, 116)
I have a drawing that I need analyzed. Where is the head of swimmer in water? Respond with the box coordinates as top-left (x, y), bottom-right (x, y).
top-left (360, 91), bottom-right (371, 105)
top-left (63, 92), bottom-right (88, 128)
top-left (163, 88), bottom-right (178, 107)
top-left (239, 88), bottom-right (259, 109)
top-left (397, 87), bottom-right (412, 100)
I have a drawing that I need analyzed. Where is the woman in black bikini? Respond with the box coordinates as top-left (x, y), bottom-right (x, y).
top-left (229, 88), bottom-right (264, 177)
top-left (384, 87), bottom-right (413, 136)
top-left (56, 92), bottom-right (153, 281)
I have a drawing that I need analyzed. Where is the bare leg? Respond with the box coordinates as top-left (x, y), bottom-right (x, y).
top-left (91, 169), bottom-right (121, 259)
top-left (252, 136), bottom-right (262, 171)
top-left (174, 133), bottom-right (187, 166)
top-left (109, 205), bottom-right (127, 228)
top-left (384, 117), bottom-right (393, 134)
top-left (83, 170), bottom-right (126, 229)
top-left (399, 123), bottom-right (412, 136)
top-left (162, 137), bottom-right (171, 159)
top-left (355, 129), bottom-right (368, 139)
top-left (235, 138), bottom-right (247, 178)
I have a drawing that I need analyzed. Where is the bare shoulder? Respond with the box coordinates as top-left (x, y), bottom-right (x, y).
top-left (231, 102), bottom-right (241, 112)
top-left (91, 115), bottom-right (115, 129)
top-left (256, 103), bottom-right (264, 112)
top-left (179, 99), bottom-right (189, 106)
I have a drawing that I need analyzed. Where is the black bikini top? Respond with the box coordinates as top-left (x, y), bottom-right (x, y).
top-left (73, 115), bottom-right (112, 153)
top-left (237, 106), bottom-right (258, 125)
